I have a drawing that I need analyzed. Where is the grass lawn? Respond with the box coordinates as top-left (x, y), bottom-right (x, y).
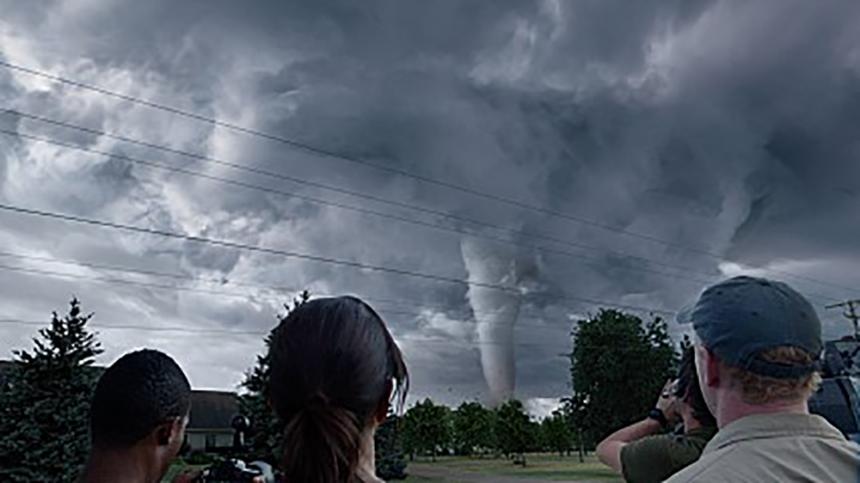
top-left (161, 462), bottom-right (206, 482)
top-left (404, 454), bottom-right (623, 482)
top-left (163, 454), bottom-right (621, 482)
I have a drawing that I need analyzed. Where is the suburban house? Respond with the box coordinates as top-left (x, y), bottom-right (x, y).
top-left (0, 359), bottom-right (240, 452)
top-left (186, 389), bottom-right (239, 451)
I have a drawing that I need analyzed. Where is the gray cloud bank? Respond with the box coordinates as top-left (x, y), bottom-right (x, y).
top-left (1, 0), bottom-right (858, 407)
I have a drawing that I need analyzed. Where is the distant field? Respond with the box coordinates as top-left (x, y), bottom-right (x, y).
top-left (163, 454), bottom-right (622, 482)
top-left (404, 454), bottom-right (623, 483)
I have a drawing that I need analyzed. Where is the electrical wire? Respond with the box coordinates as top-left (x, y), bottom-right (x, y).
top-left (0, 63), bottom-right (852, 293)
top-left (0, 202), bottom-right (679, 316)
top-left (1, 118), bottom-right (846, 303)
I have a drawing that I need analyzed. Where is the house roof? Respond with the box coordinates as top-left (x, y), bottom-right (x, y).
top-left (189, 390), bottom-right (239, 430)
top-left (0, 360), bottom-right (239, 431)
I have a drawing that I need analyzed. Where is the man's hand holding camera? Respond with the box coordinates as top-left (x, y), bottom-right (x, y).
top-left (651, 379), bottom-right (682, 429)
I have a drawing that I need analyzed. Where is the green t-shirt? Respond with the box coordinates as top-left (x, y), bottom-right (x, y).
top-left (619, 426), bottom-right (717, 483)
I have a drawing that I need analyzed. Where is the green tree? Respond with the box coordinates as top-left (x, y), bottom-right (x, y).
top-left (0, 298), bottom-right (103, 482)
top-left (401, 398), bottom-right (451, 461)
top-left (451, 401), bottom-right (496, 456)
top-left (541, 409), bottom-right (573, 456)
top-left (237, 290), bottom-right (309, 463)
top-left (374, 412), bottom-right (407, 480)
top-left (494, 400), bottom-right (534, 465)
top-left (569, 309), bottom-right (677, 446)
top-left (525, 419), bottom-right (542, 453)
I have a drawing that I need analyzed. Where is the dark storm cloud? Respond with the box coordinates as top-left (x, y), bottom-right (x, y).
top-left (1, 0), bottom-right (859, 407)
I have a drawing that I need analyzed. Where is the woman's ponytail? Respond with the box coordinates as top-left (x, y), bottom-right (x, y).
top-left (267, 297), bottom-right (410, 482)
top-left (280, 395), bottom-right (363, 483)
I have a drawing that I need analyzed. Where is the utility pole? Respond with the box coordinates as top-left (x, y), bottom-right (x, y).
top-left (826, 300), bottom-right (860, 339)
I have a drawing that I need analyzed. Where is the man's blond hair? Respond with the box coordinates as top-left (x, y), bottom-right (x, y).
top-left (723, 346), bottom-right (821, 405)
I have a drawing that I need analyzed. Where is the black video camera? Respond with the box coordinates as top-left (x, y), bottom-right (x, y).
top-left (192, 415), bottom-right (276, 482)
top-left (197, 458), bottom-right (273, 483)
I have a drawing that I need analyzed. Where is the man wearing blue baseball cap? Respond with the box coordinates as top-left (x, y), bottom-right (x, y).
top-left (666, 276), bottom-right (860, 482)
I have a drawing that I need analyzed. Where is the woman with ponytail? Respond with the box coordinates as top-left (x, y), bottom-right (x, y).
top-left (267, 296), bottom-right (409, 483)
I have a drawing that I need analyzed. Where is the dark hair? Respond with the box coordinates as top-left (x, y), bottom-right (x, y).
top-left (675, 346), bottom-right (716, 427)
top-left (90, 349), bottom-right (191, 448)
top-left (268, 296), bottom-right (409, 483)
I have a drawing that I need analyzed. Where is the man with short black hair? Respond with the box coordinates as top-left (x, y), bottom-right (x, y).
top-left (666, 276), bottom-right (860, 482)
top-left (79, 349), bottom-right (191, 483)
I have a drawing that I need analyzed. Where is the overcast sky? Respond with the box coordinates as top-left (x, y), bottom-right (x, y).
top-left (1, 0), bottom-right (859, 415)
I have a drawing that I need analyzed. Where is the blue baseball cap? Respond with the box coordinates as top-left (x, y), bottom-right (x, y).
top-left (677, 276), bottom-right (822, 379)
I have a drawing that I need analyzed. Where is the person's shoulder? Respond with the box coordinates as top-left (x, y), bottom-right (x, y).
top-left (621, 434), bottom-right (704, 483)
top-left (663, 444), bottom-right (738, 483)
top-left (623, 432), bottom-right (706, 463)
top-left (621, 433), bottom-right (677, 460)
top-left (671, 427), bottom-right (716, 451)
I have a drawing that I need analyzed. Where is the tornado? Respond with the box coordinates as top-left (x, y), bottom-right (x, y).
top-left (461, 238), bottom-right (522, 404)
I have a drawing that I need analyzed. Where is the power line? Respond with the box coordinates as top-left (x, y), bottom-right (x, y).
top-left (0, 263), bottom-right (461, 321)
top-left (0, 318), bottom-right (567, 348)
top-left (0, 61), bottom-right (746, 252)
top-left (0, 264), bottom-right (510, 330)
top-left (0, 265), bottom-right (572, 335)
top-left (3, 313), bottom-right (846, 348)
top-left (0, 263), bottom-right (273, 299)
top-left (3, 119), bottom-right (846, 304)
top-left (3, 112), bottom-right (852, 297)
top-left (0, 257), bottom-right (574, 333)
top-left (0, 113), bottom-right (727, 288)
top-left (0, 63), bottom-right (852, 294)
top-left (0, 250), bottom-right (464, 314)
top-left (0, 202), bottom-right (677, 316)
top-left (0, 318), bottom-right (264, 336)
top-left (0, 241), bottom-right (839, 317)
top-left (0, 253), bottom-right (645, 334)
top-left (0, 127), bottom-right (720, 289)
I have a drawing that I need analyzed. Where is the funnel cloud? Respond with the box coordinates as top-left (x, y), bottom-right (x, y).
top-left (462, 238), bottom-right (523, 403)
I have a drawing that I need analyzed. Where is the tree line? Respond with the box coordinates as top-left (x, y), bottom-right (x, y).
top-left (0, 296), bottom-right (679, 481)
top-left (398, 397), bottom-right (577, 466)
top-left (391, 309), bottom-right (680, 465)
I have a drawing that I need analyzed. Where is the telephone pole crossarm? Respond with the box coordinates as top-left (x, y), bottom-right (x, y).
top-left (827, 300), bottom-right (860, 339)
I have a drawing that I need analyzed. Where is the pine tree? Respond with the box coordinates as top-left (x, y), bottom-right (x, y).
top-left (0, 298), bottom-right (103, 482)
top-left (237, 290), bottom-right (309, 463)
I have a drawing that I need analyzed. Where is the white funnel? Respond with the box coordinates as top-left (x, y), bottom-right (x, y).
top-left (461, 238), bottom-right (521, 404)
